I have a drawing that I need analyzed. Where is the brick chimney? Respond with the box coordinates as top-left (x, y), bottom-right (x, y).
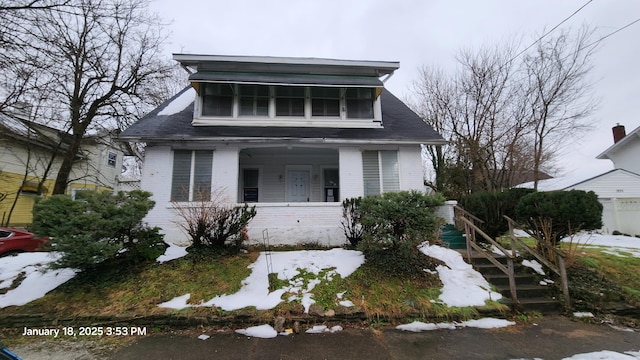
top-left (612, 124), bottom-right (626, 143)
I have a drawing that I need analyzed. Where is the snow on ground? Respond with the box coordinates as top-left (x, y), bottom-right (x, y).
top-left (397, 318), bottom-right (515, 332)
top-left (159, 248), bottom-right (365, 312)
top-left (156, 242), bottom-right (189, 263)
top-left (522, 259), bottom-right (545, 275)
top-left (418, 243), bottom-right (502, 307)
top-left (235, 324), bottom-right (279, 339)
top-left (0, 252), bottom-right (76, 308)
top-left (562, 233), bottom-right (640, 257)
top-left (561, 350), bottom-right (640, 359)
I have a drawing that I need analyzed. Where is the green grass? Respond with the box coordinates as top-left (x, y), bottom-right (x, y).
top-left (574, 246), bottom-right (640, 305)
top-left (0, 248), bottom-right (509, 323)
top-left (2, 252), bottom-right (256, 316)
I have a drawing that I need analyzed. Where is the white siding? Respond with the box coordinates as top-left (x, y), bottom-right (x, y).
top-left (139, 142), bottom-right (430, 245)
top-left (339, 147), bottom-right (363, 200)
top-left (398, 146), bottom-right (425, 191)
top-left (567, 170), bottom-right (640, 235)
top-left (140, 146), bottom-right (188, 243)
top-left (567, 170), bottom-right (640, 198)
top-left (608, 139), bottom-right (640, 174)
top-left (212, 145), bottom-right (239, 202)
top-left (246, 203), bottom-right (345, 246)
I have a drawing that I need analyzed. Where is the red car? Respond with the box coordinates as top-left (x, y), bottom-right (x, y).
top-left (0, 228), bottom-right (48, 256)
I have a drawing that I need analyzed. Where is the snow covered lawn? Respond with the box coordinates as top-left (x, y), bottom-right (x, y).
top-left (159, 248), bottom-right (365, 312)
top-left (563, 232), bottom-right (640, 257)
top-left (0, 252), bottom-right (76, 308)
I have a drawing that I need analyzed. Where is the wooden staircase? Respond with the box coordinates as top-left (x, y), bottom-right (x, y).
top-left (452, 206), bottom-right (571, 314)
top-left (469, 251), bottom-right (563, 313)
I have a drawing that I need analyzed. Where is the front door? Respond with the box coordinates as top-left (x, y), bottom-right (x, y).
top-left (288, 170), bottom-right (309, 202)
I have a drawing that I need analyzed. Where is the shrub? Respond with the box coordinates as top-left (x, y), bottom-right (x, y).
top-left (32, 190), bottom-right (165, 270)
top-left (341, 197), bottom-right (363, 248)
top-left (172, 190), bottom-right (256, 252)
top-left (516, 190), bottom-right (602, 258)
top-left (459, 188), bottom-right (535, 240)
top-left (348, 190), bottom-right (445, 277)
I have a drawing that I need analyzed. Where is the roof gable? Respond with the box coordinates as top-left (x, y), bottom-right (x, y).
top-left (597, 124), bottom-right (640, 160)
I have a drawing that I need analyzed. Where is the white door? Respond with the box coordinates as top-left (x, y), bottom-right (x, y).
top-left (288, 170), bottom-right (310, 202)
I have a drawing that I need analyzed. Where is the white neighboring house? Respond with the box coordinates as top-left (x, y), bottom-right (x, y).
top-left (119, 54), bottom-right (445, 246)
top-left (519, 124), bottom-right (640, 236)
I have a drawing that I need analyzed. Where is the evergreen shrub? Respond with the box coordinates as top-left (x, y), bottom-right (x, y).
top-left (32, 190), bottom-right (165, 270)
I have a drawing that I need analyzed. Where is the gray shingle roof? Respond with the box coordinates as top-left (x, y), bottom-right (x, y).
top-left (119, 87), bottom-right (445, 145)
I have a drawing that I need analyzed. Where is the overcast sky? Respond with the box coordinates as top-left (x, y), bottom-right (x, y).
top-left (151, 0), bottom-right (640, 179)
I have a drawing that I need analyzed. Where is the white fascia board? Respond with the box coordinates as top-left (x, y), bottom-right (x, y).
top-left (173, 53), bottom-right (399, 69)
top-left (131, 137), bottom-right (447, 146)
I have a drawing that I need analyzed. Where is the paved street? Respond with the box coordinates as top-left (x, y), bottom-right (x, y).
top-left (105, 317), bottom-right (640, 360)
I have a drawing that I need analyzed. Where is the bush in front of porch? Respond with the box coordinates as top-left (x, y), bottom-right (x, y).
top-left (172, 190), bottom-right (256, 255)
top-left (342, 191), bottom-right (445, 277)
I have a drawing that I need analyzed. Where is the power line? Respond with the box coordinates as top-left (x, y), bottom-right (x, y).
top-left (583, 16), bottom-right (640, 49)
top-left (506, 0), bottom-right (593, 64)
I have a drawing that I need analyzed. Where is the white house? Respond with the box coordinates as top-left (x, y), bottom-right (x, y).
top-left (119, 54), bottom-right (445, 245)
top-left (596, 124), bottom-right (640, 175)
top-left (519, 124), bottom-right (640, 236)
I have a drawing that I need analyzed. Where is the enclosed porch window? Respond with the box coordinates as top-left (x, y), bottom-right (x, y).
top-left (238, 147), bottom-right (339, 203)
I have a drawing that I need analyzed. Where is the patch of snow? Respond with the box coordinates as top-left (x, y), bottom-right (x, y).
top-left (419, 243), bottom-right (502, 307)
top-left (561, 350), bottom-right (640, 359)
top-left (159, 249), bottom-right (364, 312)
top-left (563, 233), bottom-right (640, 250)
top-left (0, 252), bottom-right (76, 308)
top-left (339, 300), bottom-right (354, 307)
top-left (513, 229), bottom-right (531, 237)
top-left (396, 318), bottom-right (515, 332)
top-left (305, 325), bottom-right (343, 334)
top-left (158, 293), bottom-right (191, 309)
top-left (156, 242), bottom-right (189, 263)
top-left (157, 88), bottom-right (195, 115)
top-left (522, 259), bottom-right (545, 275)
top-left (573, 312), bottom-right (595, 318)
top-left (235, 324), bottom-right (278, 338)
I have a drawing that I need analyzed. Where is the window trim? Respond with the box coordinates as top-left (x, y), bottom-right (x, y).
top-left (107, 151), bottom-right (117, 167)
top-left (362, 150), bottom-right (400, 196)
top-left (170, 150), bottom-right (213, 202)
top-left (194, 83), bottom-right (382, 128)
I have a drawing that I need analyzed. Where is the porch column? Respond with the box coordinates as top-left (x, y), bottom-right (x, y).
top-left (212, 144), bottom-right (239, 203)
top-left (338, 147), bottom-right (363, 200)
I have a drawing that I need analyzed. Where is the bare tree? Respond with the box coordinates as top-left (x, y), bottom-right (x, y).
top-left (12, 0), bottom-right (174, 194)
top-left (412, 27), bottom-right (597, 197)
top-left (523, 26), bottom-right (598, 189)
top-left (0, 1), bottom-right (71, 113)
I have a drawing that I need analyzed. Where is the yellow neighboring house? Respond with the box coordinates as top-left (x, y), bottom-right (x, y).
top-left (0, 109), bottom-right (126, 227)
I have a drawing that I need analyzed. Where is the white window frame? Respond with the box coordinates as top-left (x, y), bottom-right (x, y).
top-left (195, 84), bottom-right (382, 128)
top-left (170, 150), bottom-right (214, 202)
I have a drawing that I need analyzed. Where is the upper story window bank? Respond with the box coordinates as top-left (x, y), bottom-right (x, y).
top-left (176, 54), bottom-right (398, 129)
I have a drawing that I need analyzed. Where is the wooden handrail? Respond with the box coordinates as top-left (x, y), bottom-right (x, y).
top-left (503, 215), bottom-right (571, 309)
top-left (454, 205), bottom-right (484, 224)
top-left (458, 217), bottom-right (513, 259)
top-left (457, 215), bottom-right (519, 307)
